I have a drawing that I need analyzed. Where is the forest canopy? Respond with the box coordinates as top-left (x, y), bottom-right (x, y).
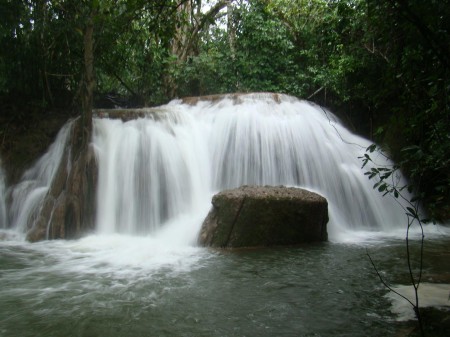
top-left (0, 0), bottom-right (449, 220)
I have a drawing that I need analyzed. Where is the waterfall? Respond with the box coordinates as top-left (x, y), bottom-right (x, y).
top-left (94, 109), bottom-right (210, 236)
top-left (93, 93), bottom-right (407, 241)
top-left (0, 93), bottom-right (409, 241)
top-left (7, 122), bottom-right (73, 234)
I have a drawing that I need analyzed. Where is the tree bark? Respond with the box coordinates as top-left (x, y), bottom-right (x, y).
top-left (165, 0), bottom-right (229, 98)
top-left (82, 13), bottom-right (95, 139)
top-left (227, 1), bottom-right (236, 59)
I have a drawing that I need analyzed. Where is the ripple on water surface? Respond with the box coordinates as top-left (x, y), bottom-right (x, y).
top-left (3, 232), bottom-right (449, 337)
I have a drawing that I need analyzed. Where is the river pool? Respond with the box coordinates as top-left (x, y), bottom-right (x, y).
top-left (1, 227), bottom-right (449, 337)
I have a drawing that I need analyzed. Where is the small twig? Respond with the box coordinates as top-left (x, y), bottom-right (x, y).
top-left (307, 86), bottom-right (324, 100)
top-left (366, 248), bottom-right (415, 308)
top-left (319, 106), bottom-right (365, 149)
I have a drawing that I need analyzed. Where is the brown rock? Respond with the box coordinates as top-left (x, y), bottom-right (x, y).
top-left (198, 185), bottom-right (328, 248)
top-left (26, 118), bottom-right (98, 242)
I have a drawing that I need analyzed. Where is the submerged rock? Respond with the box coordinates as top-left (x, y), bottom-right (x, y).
top-left (198, 185), bottom-right (328, 248)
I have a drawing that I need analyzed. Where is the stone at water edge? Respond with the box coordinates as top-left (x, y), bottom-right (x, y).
top-left (198, 185), bottom-right (328, 248)
top-left (26, 118), bottom-right (98, 242)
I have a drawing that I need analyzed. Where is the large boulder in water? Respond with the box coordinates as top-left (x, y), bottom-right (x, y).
top-left (198, 185), bottom-right (328, 248)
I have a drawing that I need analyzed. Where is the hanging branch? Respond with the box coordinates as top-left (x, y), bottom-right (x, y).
top-left (361, 145), bottom-right (426, 336)
top-left (366, 248), bottom-right (415, 307)
top-left (81, 8), bottom-right (96, 143)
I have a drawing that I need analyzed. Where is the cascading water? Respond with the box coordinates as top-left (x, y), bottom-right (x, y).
top-left (0, 93), bottom-right (409, 241)
top-left (6, 121), bottom-right (73, 235)
top-left (93, 93), bottom-right (407, 241)
top-left (94, 113), bottom-right (210, 237)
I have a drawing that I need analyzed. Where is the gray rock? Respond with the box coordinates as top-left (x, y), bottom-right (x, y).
top-left (198, 185), bottom-right (328, 248)
top-left (27, 118), bottom-right (97, 242)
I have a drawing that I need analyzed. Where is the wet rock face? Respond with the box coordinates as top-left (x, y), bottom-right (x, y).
top-left (198, 185), bottom-right (328, 248)
top-left (26, 118), bottom-right (97, 242)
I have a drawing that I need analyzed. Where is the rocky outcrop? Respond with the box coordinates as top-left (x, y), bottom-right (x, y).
top-left (94, 107), bottom-right (169, 122)
top-left (181, 92), bottom-right (286, 105)
top-left (198, 185), bottom-right (328, 248)
top-left (26, 118), bottom-right (97, 242)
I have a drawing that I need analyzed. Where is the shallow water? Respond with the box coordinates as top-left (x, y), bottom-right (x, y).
top-left (1, 228), bottom-right (449, 337)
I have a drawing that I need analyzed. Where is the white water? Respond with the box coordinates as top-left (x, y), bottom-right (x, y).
top-left (6, 121), bottom-right (73, 235)
top-left (1, 94), bottom-right (410, 242)
top-left (94, 93), bottom-right (407, 242)
top-left (387, 283), bottom-right (450, 321)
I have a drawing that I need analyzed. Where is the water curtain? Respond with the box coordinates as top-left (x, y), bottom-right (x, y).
top-left (3, 94), bottom-right (406, 241)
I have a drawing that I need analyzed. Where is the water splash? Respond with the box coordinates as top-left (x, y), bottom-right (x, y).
top-left (94, 93), bottom-right (407, 241)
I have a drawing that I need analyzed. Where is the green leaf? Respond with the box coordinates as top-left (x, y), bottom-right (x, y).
top-left (378, 184), bottom-right (386, 192)
top-left (381, 172), bottom-right (392, 179)
top-left (367, 144), bottom-right (377, 153)
top-left (406, 207), bottom-right (417, 218)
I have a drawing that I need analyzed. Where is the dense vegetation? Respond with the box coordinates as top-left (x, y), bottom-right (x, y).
top-left (0, 0), bottom-right (449, 220)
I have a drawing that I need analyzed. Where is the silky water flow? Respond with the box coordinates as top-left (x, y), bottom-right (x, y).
top-left (93, 93), bottom-right (406, 241)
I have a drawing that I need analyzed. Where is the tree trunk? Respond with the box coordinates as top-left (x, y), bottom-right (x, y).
top-left (227, 1), bottom-right (236, 59)
top-left (165, 0), bottom-right (229, 98)
top-left (82, 13), bottom-right (95, 139)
